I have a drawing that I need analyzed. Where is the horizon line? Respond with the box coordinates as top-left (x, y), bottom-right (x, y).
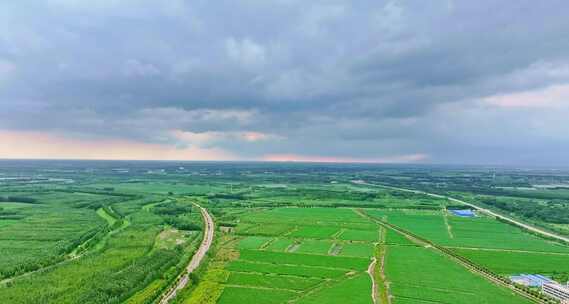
top-left (1, 157), bottom-right (568, 169)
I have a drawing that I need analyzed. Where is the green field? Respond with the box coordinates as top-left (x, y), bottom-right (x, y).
top-left (455, 248), bottom-right (569, 275)
top-left (367, 209), bottom-right (569, 253)
top-left (202, 206), bottom-right (380, 304)
top-left (217, 287), bottom-right (296, 304)
top-left (2, 161), bottom-right (568, 303)
top-left (385, 245), bottom-right (532, 304)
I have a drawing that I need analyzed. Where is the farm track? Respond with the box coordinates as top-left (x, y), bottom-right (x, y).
top-left (367, 257), bottom-right (378, 304)
top-left (355, 209), bottom-right (388, 304)
top-left (377, 227), bottom-right (392, 304)
top-left (158, 203), bottom-right (214, 304)
top-left (441, 209), bottom-right (454, 239)
top-left (357, 209), bottom-right (550, 304)
top-left (378, 246), bottom-right (392, 304)
top-left (360, 182), bottom-right (569, 244)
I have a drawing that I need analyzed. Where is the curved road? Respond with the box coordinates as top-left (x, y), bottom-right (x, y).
top-left (159, 203), bottom-right (214, 304)
top-left (359, 182), bottom-right (569, 244)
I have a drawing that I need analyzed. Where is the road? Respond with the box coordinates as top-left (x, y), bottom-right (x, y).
top-left (159, 204), bottom-right (214, 304)
top-left (359, 182), bottom-right (569, 244)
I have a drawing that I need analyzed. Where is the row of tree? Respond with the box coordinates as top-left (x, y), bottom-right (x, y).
top-left (479, 196), bottom-right (569, 224)
top-left (0, 196), bottom-right (37, 203)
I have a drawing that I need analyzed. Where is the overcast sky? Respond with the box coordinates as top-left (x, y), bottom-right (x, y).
top-left (1, 1), bottom-right (569, 165)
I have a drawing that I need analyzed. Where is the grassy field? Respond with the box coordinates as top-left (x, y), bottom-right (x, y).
top-left (385, 245), bottom-right (532, 304)
top-left (217, 287), bottom-right (296, 304)
top-left (226, 272), bottom-right (321, 290)
top-left (295, 274), bottom-right (372, 304)
top-left (367, 209), bottom-right (569, 253)
top-left (184, 206), bottom-right (380, 304)
top-left (454, 248), bottom-right (569, 275)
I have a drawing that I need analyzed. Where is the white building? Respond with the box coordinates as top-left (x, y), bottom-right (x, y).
top-left (542, 282), bottom-right (569, 302)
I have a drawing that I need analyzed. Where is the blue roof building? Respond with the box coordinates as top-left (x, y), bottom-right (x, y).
top-left (510, 274), bottom-right (555, 287)
top-left (450, 209), bottom-right (476, 217)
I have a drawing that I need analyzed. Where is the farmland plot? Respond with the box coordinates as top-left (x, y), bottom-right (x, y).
top-left (385, 245), bottom-right (532, 304)
top-left (367, 209), bottom-right (569, 253)
top-left (455, 248), bottom-right (569, 275)
top-left (214, 207), bottom-right (379, 303)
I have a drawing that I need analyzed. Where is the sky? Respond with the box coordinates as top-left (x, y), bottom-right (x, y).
top-left (1, 1), bottom-right (569, 165)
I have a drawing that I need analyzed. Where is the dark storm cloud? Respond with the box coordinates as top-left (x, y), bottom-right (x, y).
top-left (1, 0), bottom-right (569, 164)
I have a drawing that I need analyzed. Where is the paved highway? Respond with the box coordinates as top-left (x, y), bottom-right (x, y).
top-left (159, 203), bottom-right (214, 304)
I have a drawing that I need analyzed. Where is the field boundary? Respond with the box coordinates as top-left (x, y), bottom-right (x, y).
top-left (376, 226), bottom-right (392, 304)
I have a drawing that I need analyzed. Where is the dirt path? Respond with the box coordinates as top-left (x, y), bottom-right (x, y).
top-left (377, 246), bottom-right (392, 304)
top-left (367, 258), bottom-right (378, 304)
top-left (441, 209), bottom-right (454, 239)
top-left (377, 227), bottom-right (392, 304)
top-left (359, 182), bottom-right (569, 244)
top-left (355, 210), bottom-right (391, 304)
top-left (159, 203), bottom-right (214, 304)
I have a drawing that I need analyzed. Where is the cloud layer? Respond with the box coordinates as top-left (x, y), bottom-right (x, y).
top-left (1, 1), bottom-right (569, 164)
